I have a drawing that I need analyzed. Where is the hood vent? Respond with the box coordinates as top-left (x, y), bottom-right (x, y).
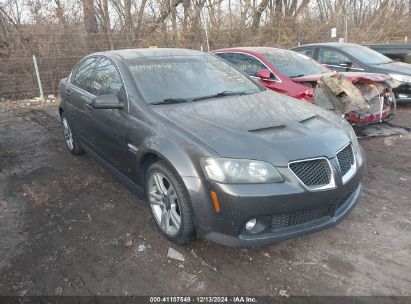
top-left (248, 124), bottom-right (297, 140)
top-left (300, 115), bottom-right (330, 132)
top-left (248, 124), bottom-right (286, 133)
top-left (300, 115), bottom-right (318, 124)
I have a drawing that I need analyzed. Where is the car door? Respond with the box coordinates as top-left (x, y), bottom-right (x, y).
top-left (65, 57), bottom-right (99, 141)
top-left (317, 47), bottom-right (363, 72)
top-left (85, 57), bottom-right (131, 175)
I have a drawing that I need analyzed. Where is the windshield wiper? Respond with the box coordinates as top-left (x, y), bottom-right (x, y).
top-left (150, 91), bottom-right (253, 105)
top-left (289, 74), bottom-right (305, 78)
top-left (192, 90), bottom-right (251, 101)
top-left (150, 98), bottom-right (192, 105)
top-left (375, 61), bottom-right (394, 65)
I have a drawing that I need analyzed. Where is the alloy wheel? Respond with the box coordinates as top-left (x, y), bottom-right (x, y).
top-left (62, 117), bottom-right (74, 151)
top-left (148, 172), bottom-right (181, 236)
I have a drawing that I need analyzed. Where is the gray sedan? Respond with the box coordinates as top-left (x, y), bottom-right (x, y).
top-left (59, 48), bottom-right (365, 247)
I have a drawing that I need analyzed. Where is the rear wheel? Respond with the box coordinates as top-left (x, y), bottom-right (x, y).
top-left (61, 113), bottom-right (84, 155)
top-left (145, 161), bottom-right (195, 244)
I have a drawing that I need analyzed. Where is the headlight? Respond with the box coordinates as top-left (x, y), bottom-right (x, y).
top-left (341, 118), bottom-right (362, 163)
top-left (201, 157), bottom-right (283, 183)
top-left (347, 123), bottom-right (359, 151)
top-left (389, 73), bottom-right (411, 83)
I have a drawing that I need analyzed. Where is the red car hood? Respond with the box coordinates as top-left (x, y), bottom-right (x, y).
top-left (292, 72), bottom-right (391, 84)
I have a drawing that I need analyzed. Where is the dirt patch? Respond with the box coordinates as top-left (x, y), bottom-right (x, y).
top-left (0, 200), bottom-right (6, 217)
top-left (20, 168), bottom-right (99, 207)
top-left (0, 103), bottom-right (410, 296)
top-left (17, 108), bottom-right (60, 130)
top-left (0, 99), bottom-right (59, 112)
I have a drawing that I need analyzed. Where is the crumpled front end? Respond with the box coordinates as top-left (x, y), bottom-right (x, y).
top-left (311, 73), bottom-right (396, 125)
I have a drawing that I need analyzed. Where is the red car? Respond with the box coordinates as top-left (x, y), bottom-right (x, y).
top-left (211, 47), bottom-right (395, 125)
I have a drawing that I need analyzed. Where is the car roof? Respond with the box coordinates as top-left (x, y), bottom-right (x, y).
top-left (214, 47), bottom-right (293, 55)
top-left (293, 42), bottom-right (364, 49)
top-left (92, 48), bottom-right (205, 60)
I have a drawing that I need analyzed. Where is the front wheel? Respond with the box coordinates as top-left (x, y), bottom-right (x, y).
top-left (145, 161), bottom-right (195, 244)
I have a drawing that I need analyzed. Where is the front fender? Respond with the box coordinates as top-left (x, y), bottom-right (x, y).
top-left (139, 137), bottom-right (203, 178)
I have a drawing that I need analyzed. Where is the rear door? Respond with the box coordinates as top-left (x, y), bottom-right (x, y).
top-left (65, 57), bottom-right (98, 141)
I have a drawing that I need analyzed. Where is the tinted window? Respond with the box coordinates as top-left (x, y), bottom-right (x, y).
top-left (92, 58), bottom-right (126, 102)
top-left (218, 53), bottom-right (268, 78)
top-left (71, 57), bottom-right (97, 93)
top-left (127, 54), bottom-right (262, 104)
top-left (318, 48), bottom-right (352, 66)
top-left (216, 52), bottom-right (237, 61)
top-left (298, 48), bottom-right (315, 58)
top-left (263, 51), bottom-right (329, 78)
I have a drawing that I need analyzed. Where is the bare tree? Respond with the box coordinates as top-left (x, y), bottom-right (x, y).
top-left (82, 0), bottom-right (98, 33)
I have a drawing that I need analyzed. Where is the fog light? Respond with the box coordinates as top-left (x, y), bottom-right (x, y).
top-left (245, 218), bottom-right (257, 230)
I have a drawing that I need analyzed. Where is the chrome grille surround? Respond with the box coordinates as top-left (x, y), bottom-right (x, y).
top-left (288, 157), bottom-right (336, 191)
top-left (337, 143), bottom-right (357, 184)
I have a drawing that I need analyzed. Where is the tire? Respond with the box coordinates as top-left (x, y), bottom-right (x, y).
top-left (145, 161), bottom-right (195, 244)
top-left (60, 112), bottom-right (84, 156)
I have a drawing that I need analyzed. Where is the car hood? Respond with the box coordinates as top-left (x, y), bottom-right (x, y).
top-left (291, 72), bottom-right (336, 83)
top-left (373, 61), bottom-right (411, 76)
top-left (291, 72), bottom-right (391, 84)
top-left (151, 90), bottom-right (352, 166)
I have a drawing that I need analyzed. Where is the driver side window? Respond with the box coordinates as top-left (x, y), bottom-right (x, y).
top-left (217, 52), bottom-right (273, 79)
top-left (92, 58), bottom-right (126, 102)
top-left (318, 48), bottom-right (350, 66)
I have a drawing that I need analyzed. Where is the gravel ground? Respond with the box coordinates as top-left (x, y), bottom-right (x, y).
top-left (0, 101), bottom-right (410, 296)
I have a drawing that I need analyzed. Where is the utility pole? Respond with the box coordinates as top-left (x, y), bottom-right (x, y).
top-left (33, 55), bottom-right (44, 100)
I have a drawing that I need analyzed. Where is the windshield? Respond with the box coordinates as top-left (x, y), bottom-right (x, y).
top-left (126, 54), bottom-right (262, 104)
top-left (263, 51), bottom-right (329, 78)
top-left (342, 45), bottom-right (393, 65)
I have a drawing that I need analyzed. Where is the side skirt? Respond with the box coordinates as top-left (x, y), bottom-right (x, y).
top-left (79, 140), bottom-right (146, 201)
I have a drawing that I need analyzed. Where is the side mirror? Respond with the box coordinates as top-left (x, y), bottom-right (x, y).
top-left (257, 69), bottom-right (272, 80)
top-left (91, 94), bottom-right (124, 109)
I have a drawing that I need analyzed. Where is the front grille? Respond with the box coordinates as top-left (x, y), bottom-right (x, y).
top-left (270, 190), bottom-right (355, 231)
top-left (289, 158), bottom-right (331, 187)
top-left (337, 145), bottom-right (354, 176)
top-left (271, 205), bottom-right (334, 231)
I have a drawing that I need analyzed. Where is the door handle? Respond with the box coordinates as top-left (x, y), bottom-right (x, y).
top-left (85, 103), bottom-right (94, 112)
top-left (65, 89), bottom-right (71, 96)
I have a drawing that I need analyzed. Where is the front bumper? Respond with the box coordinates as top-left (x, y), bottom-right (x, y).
top-left (183, 148), bottom-right (365, 248)
top-left (345, 106), bottom-right (391, 124)
top-left (394, 83), bottom-right (411, 102)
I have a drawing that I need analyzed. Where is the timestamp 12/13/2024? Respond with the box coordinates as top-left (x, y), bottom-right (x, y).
top-left (149, 296), bottom-right (257, 303)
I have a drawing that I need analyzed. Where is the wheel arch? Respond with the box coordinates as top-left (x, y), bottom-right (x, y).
top-left (138, 146), bottom-right (201, 187)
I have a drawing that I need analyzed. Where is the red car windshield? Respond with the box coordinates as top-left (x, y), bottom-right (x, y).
top-left (263, 51), bottom-right (329, 78)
